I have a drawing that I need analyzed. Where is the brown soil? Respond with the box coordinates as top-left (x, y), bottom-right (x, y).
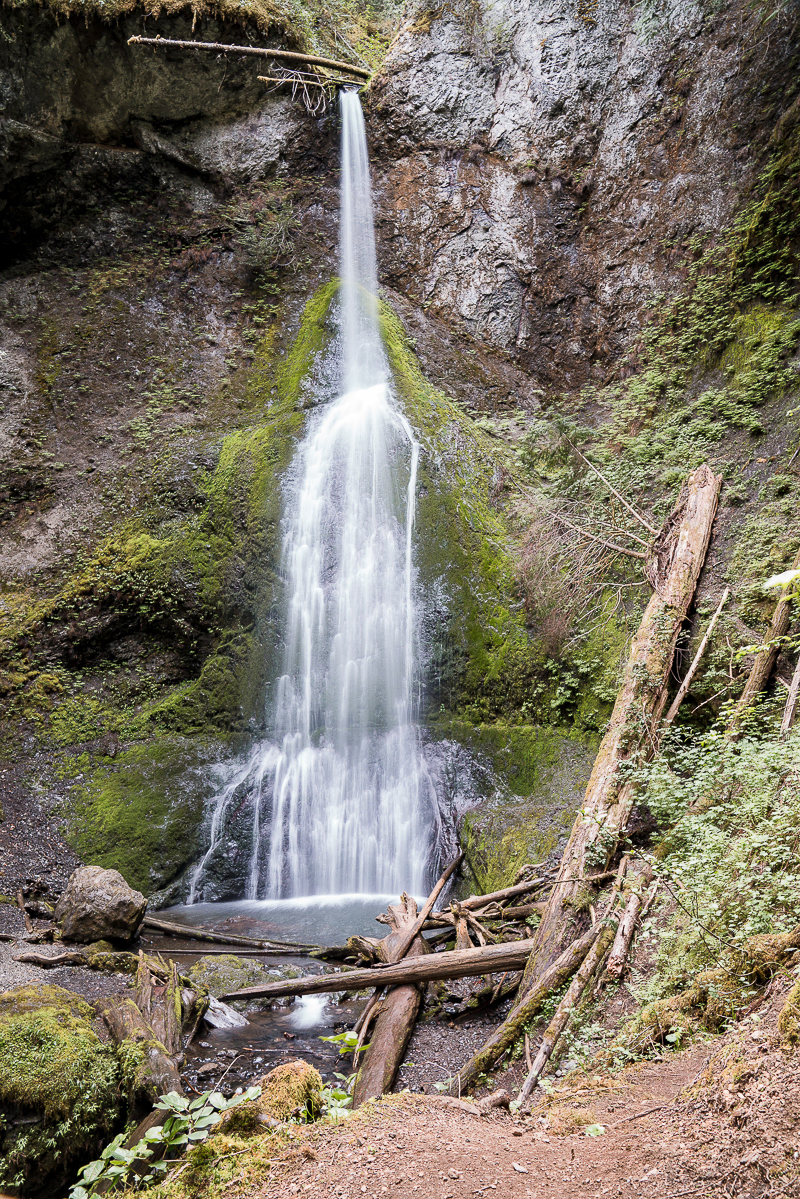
top-left (239, 978), bottom-right (800, 1199)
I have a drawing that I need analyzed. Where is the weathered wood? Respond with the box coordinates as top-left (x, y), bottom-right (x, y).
top-left (449, 924), bottom-right (601, 1095)
top-left (13, 950), bottom-right (89, 967)
top-left (143, 915), bottom-right (315, 953)
top-left (220, 938), bottom-right (538, 1001)
top-left (17, 892), bottom-right (33, 935)
top-left (520, 465), bottom-right (720, 992)
top-left (732, 547), bottom-right (800, 728)
top-left (780, 653), bottom-right (800, 737)
top-left (518, 919), bottom-right (617, 1107)
top-left (353, 895), bottom-right (429, 1106)
top-left (99, 998), bottom-right (184, 1108)
top-left (461, 879), bottom-right (547, 910)
top-left (388, 853), bottom-right (464, 964)
top-left (605, 865), bottom-right (655, 981)
top-left (127, 35), bottom-right (371, 78)
top-left (664, 589), bottom-right (729, 725)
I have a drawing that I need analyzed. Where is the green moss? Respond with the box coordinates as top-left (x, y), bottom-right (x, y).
top-left (436, 720), bottom-right (596, 893)
top-left (0, 985), bottom-right (121, 1191)
top-left (222, 1061), bottom-right (322, 1133)
top-left (64, 737), bottom-right (226, 894)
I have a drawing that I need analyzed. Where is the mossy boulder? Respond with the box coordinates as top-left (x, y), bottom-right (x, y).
top-left (221, 1060), bottom-right (322, 1134)
top-left (0, 985), bottom-right (122, 1193)
top-left (188, 954), bottom-right (273, 1011)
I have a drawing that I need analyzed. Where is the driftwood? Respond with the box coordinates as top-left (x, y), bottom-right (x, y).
top-left (353, 895), bottom-right (430, 1106)
top-left (16, 892), bottom-right (33, 935)
top-left (519, 465), bottom-right (720, 992)
top-left (663, 589), bottom-right (729, 725)
top-left (517, 918), bottom-right (618, 1107)
top-left (449, 924), bottom-right (601, 1095)
top-left (732, 547), bottom-right (800, 729)
top-left (388, 853), bottom-right (463, 963)
top-left (143, 915), bottom-right (315, 953)
top-left (604, 865), bottom-right (655, 982)
top-left (127, 35), bottom-right (371, 78)
top-left (220, 938), bottom-right (537, 1001)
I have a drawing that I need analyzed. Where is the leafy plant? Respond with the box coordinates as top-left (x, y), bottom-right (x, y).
top-left (68, 1087), bottom-right (261, 1198)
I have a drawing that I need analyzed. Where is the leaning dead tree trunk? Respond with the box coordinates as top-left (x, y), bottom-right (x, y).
top-left (781, 653), bottom-right (800, 736)
top-left (353, 894), bottom-right (430, 1107)
top-left (731, 547), bottom-right (800, 731)
top-left (449, 924), bottom-right (601, 1095)
top-left (519, 464), bottom-right (720, 991)
top-left (517, 917), bottom-right (618, 1107)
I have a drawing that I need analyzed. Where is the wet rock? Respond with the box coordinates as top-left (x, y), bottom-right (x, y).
top-left (53, 866), bottom-right (146, 944)
top-left (203, 996), bottom-right (249, 1030)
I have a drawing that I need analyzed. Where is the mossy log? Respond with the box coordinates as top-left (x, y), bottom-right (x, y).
top-left (353, 895), bottom-right (430, 1107)
top-left (143, 915), bottom-right (316, 953)
top-left (448, 923), bottom-right (601, 1096)
top-left (219, 937), bottom-right (538, 1001)
top-left (732, 546), bottom-right (800, 729)
top-left (520, 464), bottom-right (720, 991)
top-left (99, 998), bottom-right (183, 1109)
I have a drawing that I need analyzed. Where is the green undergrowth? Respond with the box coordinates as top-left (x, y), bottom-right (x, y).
top-left (602, 721), bottom-right (800, 1063)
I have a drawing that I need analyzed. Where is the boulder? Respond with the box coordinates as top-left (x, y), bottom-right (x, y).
top-left (0, 985), bottom-right (122, 1193)
top-left (54, 866), bottom-right (147, 943)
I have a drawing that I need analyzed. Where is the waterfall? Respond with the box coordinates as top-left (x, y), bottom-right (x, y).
top-left (189, 91), bottom-right (435, 902)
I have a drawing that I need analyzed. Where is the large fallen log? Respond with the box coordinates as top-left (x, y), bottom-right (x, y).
top-left (219, 937), bottom-right (537, 1001)
top-left (353, 894), bottom-right (430, 1106)
top-left (448, 924), bottom-right (601, 1095)
top-left (519, 464), bottom-right (720, 991)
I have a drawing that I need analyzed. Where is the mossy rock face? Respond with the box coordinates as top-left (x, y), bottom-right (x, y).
top-left (432, 720), bottom-right (596, 894)
top-left (66, 736), bottom-right (231, 897)
top-left (0, 985), bottom-right (121, 1193)
top-left (221, 1060), bottom-right (322, 1134)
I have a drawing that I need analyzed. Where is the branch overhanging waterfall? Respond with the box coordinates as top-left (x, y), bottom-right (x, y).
top-left (189, 91), bottom-right (436, 903)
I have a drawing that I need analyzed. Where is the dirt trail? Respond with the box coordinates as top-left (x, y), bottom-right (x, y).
top-left (249, 981), bottom-right (799, 1199)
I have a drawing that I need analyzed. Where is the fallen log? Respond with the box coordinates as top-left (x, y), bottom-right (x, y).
top-left (126, 35), bottom-right (371, 79)
top-left (517, 918), bottom-right (618, 1107)
top-left (353, 895), bottom-right (430, 1106)
top-left (461, 880), bottom-right (548, 910)
top-left (731, 547), bottom-right (800, 730)
top-left (519, 464), bottom-right (720, 992)
top-left (448, 924), bottom-right (601, 1096)
top-left (143, 915), bottom-right (316, 953)
top-left (604, 865), bottom-right (655, 982)
top-left (219, 938), bottom-right (538, 1001)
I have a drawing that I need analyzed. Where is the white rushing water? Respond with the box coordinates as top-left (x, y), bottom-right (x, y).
top-left (189, 90), bottom-right (435, 902)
